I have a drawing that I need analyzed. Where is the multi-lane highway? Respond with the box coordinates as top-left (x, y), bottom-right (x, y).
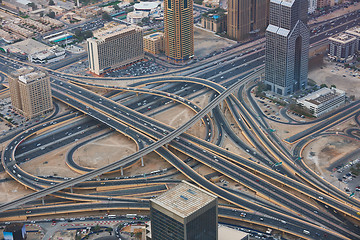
top-left (0, 10), bottom-right (359, 240)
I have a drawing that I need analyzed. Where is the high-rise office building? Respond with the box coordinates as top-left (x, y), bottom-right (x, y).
top-left (9, 67), bottom-right (53, 119)
top-left (87, 22), bottom-right (144, 75)
top-left (227, 0), bottom-right (269, 41)
top-left (150, 181), bottom-right (218, 240)
top-left (164, 0), bottom-right (194, 62)
top-left (265, 0), bottom-right (309, 96)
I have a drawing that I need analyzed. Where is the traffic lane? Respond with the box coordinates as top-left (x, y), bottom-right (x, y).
top-left (64, 73), bottom-right (360, 219)
top-left (156, 147), bottom-right (343, 240)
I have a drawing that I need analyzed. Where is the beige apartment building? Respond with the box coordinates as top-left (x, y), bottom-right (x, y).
top-left (9, 67), bottom-right (53, 119)
top-left (87, 22), bottom-right (144, 75)
top-left (143, 32), bottom-right (164, 54)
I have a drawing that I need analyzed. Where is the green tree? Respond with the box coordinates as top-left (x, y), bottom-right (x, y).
top-left (135, 232), bottom-right (142, 239)
top-left (83, 30), bottom-right (93, 39)
top-left (47, 10), bottom-right (55, 18)
top-left (320, 83), bottom-right (328, 88)
top-left (113, 4), bottom-right (120, 10)
top-left (27, 2), bottom-right (37, 10)
top-left (49, 0), bottom-right (55, 5)
top-left (330, 84), bottom-right (336, 88)
top-left (74, 29), bottom-right (82, 37)
top-left (94, 224), bottom-right (101, 232)
top-left (102, 12), bottom-right (112, 21)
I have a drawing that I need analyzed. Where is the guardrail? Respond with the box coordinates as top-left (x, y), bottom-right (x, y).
top-left (0, 67), bottom-right (264, 212)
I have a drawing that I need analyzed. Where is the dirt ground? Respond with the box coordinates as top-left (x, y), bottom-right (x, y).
top-left (194, 26), bottom-right (236, 58)
top-left (152, 98), bottom-right (207, 140)
top-left (302, 135), bottom-right (359, 190)
top-left (0, 173), bottom-right (34, 203)
top-left (52, 229), bottom-right (76, 240)
top-left (73, 132), bottom-right (137, 169)
top-left (308, 60), bottom-right (360, 98)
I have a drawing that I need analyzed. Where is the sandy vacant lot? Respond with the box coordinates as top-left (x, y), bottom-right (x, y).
top-left (73, 132), bottom-right (137, 169)
top-left (194, 27), bottom-right (236, 58)
top-left (302, 135), bottom-right (359, 190)
top-left (308, 60), bottom-right (360, 98)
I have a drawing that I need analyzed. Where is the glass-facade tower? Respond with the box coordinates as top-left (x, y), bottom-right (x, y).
top-left (265, 0), bottom-right (309, 96)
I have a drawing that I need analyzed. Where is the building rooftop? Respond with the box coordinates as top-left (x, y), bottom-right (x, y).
top-left (151, 181), bottom-right (217, 218)
top-left (92, 22), bottom-right (140, 41)
top-left (345, 25), bottom-right (360, 37)
top-left (266, 24), bottom-right (289, 36)
top-left (9, 38), bottom-right (49, 55)
top-left (329, 33), bottom-right (356, 44)
top-left (218, 225), bottom-right (249, 240)
top-left (134, 1), bottom-right (160, 10)
top-left (299, 88), bottom-right (345, 106)
top-left (144, 32), bottom-right (163, 40)
top-left (127, 11), bottom-right (149, 18)
top-left (4, 223), bottom-right (24, 232)
top-left (18, 71), bottom-right (46, 84)
top-left (271, 0), bottom-right (295, 7)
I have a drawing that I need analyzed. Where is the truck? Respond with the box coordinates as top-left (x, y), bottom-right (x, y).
top-left (126, 214), bottom-right (137, 219)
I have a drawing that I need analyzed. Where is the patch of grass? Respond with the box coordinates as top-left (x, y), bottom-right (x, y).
top-left (350, 163), bottom-right (360, 176)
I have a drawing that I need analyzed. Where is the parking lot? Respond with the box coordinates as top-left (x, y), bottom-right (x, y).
top-left (62, 58), bottom-right (167, 77)
top-left (104, 60), bottom-right (167, 77)
top-left (333, 158), bottom-right (360, 195)
top-left (0, 98), bottom-right (49, 136)
top-left (71, 19), bottom-right (106, 34)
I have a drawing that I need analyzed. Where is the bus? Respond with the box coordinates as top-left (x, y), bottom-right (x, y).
top-left (126, 214), bottom-right (137, 219)
top-left (43, 31), bottom-right (64, 40)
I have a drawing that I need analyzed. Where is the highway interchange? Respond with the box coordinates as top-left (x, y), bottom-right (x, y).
top-left (0, 9), bottom-right (359, 240)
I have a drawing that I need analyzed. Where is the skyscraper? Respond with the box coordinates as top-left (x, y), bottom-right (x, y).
top-left (265, 0), bottom-right (309, 96)
top-left (9, 67), bottom-right (53, 119)
top-left (164, 0), bottom-right (194, 62)
top-left (150, 181), bottom-right (218, 240)
top-left (227, 0), bottom-right (269, 41)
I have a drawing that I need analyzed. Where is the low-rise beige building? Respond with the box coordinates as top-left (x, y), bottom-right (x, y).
top-left (3, 23), bottom-right (34, 38)
top-left (297, 88), bottom-right (345, 117)
top-left (201, 11), bottom-right (227, 33)
top-left (21, 18), bottom-right (51, 32)
top-left (48, 6), bottom-right (65, 15)
top-left (143, 32), bottom-right (164, 54)
top-left (345, 26), bottom-right (360, 52)
top-left (40, 16), bottom-right (64, 28)
top-left (127, 11), bottom-right (149, 24)
top-left (0, 29), bottom-right (19, 43)
top-left (328, 33), bottom-right (357, 62)
top-left (87, 22), bottom-right (144, 75)
top-left (9, 67), bottom-right (53, 119)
